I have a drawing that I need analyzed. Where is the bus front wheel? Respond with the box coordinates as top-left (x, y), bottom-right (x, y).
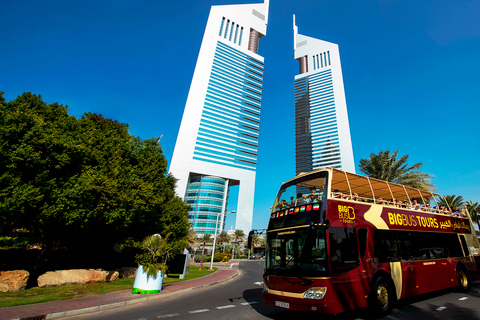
top-left (369, 276), bottom-right (394, 317)
top-left (457, 266), bottom-right (470, 292)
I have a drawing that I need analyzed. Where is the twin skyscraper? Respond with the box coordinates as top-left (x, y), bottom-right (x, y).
top-left (169, 0), bottom-right (354, 235)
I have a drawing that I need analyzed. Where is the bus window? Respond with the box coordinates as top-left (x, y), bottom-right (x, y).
top-left (459, 235), bottom-right (469, 257)
top-left (329, 227), bottom-right (360, 275)
top-left (357, 228), bottom-right (367, 262)
top-left (374, 229), bottom-right (465, 263)
top-left (268, 171), bottom-right (328, 230)
top-left (265, 227), bottom-right (329, 277)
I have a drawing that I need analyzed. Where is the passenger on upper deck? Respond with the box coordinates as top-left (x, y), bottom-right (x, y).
top-left (304, 186), bottom-right (321, 204)
top-left (332, 189), bottom-right (342, 199)
top-left (452, 207), bottom-right (464, 217)
top-left (423, 203), bottom-right (434, 212)
top-left (296, 193), bottom-right (306, 206)
top-left (389, 198), bottom-right (397, 207)
top-left (276, 199), bottom-right (289, 211)
top-left (412, 199), bottom-right (421, 210)
top-left (376, 198), bottom-right (387, 205)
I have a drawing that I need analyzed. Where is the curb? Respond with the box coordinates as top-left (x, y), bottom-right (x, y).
top-left (8, 267), bottom-right (239, 320)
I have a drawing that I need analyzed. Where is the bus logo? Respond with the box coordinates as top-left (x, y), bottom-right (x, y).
top-left (338, 205), bottom-right (355, 223)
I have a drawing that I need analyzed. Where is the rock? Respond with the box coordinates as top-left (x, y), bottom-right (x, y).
top-left (116, 267), bottom-right (137, 279)
top-left (0, 270), bottom-right (29, 292)
top-left (106, 270), bottom-right (119, 282)
top-left (37, 269), bottom-right (119, 287)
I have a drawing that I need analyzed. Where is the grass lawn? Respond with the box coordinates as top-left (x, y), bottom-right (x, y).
top-left (0, 266), bottom-right (216, 308)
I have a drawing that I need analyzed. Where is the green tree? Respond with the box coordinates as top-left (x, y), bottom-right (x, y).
top-left (466, 200), bottom-right (480, 233)
top-left (234, 229), bottom-right (245, 243)
top-left (199, 233), bottom-right (212, 255)
top-left (0, 92), bottom-right (190, 256)
top-left (358, 150), bottom-right (434, 190)
top-left (187, 228), bottom-right (198, 247)
top-left (437, 195), bottom-right (465, 209)
top-left (216, 231), bottom-right (231, 245)
top-left (250, 234), bottom-right (261, 247)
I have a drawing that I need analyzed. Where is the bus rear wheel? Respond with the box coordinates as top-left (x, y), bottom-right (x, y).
top-left (370, 276), bottom-right (394, 317)
top-left (457, 266), bottom-right (470, 292)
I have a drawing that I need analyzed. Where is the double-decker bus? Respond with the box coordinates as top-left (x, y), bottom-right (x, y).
top-left (263, 167), bottom-right (480, 316)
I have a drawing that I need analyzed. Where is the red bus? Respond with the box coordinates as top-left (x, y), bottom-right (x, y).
top-left (263, 167), bottom-right (480, 316)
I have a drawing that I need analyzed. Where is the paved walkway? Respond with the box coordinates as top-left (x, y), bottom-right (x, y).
top-left (1, 261), bottom-right (239, 320)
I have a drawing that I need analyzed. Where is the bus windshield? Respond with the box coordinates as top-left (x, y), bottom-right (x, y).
top-left (265, 227), bottom-right (329, 277)
top-left (268, 171), bottom-right (328, 230)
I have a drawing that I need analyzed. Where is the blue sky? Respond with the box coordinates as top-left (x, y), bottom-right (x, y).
top-left (1, 0), bottom-right (479, 231)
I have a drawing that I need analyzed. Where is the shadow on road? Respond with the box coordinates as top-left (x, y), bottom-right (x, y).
top-left (242, 282), bottom-right (480, 320)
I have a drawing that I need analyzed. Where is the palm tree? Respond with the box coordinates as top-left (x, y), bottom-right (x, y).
top-left (358, 150), bottom-right (435, 191)
top-left (199, 233), bottom-right (212, 255)
top-left (466, 200), bottom-right (480, 233)
top-left (437, 195), bottom-right (464, 209)
top-left (248, 233), bottom-right (266, 253)
top-left (250, 233), bottom-right (260, 247)
top-left (216, 231), bottom-right (231, 245)
top-left (187, 228), bottom-right (197, 248)
top-left (234, 229), bottom-right (246, 243)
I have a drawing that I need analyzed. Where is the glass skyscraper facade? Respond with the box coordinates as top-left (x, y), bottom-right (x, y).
top-left (169, 1), bottom-right (269, 234)
top-left (293, 17), bottom-right (355, 175)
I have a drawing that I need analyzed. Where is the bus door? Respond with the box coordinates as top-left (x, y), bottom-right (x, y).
top-left (328, 226), bottom-right (369, 310)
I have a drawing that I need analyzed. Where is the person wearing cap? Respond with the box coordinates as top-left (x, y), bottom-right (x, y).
top-left (304, 186), bottom-right (321, 204)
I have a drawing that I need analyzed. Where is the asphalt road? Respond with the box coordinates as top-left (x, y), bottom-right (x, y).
top-left (65, 261), bottom-right (480, 320)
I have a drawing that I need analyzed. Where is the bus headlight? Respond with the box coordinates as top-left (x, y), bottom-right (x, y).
top-left (303, 287), bottom-right (327, 300)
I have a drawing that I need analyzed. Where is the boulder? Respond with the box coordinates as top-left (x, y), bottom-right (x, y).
top-left (0, 270), bottom-right (29, 292)
top-left (116, 267), bottom-right (137, 279)
top-left (37, 269), bottom-right (119, 287)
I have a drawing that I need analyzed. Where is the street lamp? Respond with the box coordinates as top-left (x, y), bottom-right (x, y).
top-left (209, 210), bottom-right (236, 270)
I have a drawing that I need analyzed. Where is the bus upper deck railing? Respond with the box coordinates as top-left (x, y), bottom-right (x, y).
top-left (330, 192), bottom-right (468, 218)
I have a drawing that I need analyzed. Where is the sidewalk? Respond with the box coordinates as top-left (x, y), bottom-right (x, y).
top-left (1, 261), bottom-right (239, 320)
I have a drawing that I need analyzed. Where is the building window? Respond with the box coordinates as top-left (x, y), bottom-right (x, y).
top-left (229, 22), bottom-right (235, 41)
top-left (224, 20), bottom-right (230, 38)
top-left (239, 27), bottom-right (244, 45)
top-left (219, 17), bottom-right (225, 36)
top-left (234, 25), bottom-right (239, 43)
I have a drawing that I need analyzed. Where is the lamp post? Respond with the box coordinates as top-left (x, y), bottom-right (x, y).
top-left (209, 210), bottom-right (235, 270)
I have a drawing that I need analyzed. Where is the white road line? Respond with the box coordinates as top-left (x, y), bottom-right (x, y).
top-left (437, 306), bottom-right (446, 311)
top-left (241, 301), bottom-right (259, 305)
top-left (188, 309), bottom-right (210, 314)
top-left (157, 314), bottom-right (180, 318)
top-left (216, 305), bottom-right (236, 309)
top-left (229, 264), bottom-right (233, 268)
top-left (459, 297), bottom-right (469, 301)
top-left (254, 282), bottom-right (263, 286)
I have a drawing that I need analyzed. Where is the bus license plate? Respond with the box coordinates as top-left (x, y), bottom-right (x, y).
top-left (275, 301), bottom-right (289, 309)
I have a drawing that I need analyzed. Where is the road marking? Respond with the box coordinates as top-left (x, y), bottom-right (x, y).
top-left (459, 297), bottom-right (468, 301)
top-left (157, 314), bottom-right (180, 318)
top-left (188, 309), bottom-right (210, 314)
top-left (229, 264), bottom-right (233, 268)
top-left (437, 306), bottom-right (446, 311)
top-left (241, 301), bottom-right (259, 305)
top-left (216, 305), bottom-right (236, 309)
top-left (254, 282), bottom-right (263, 286)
